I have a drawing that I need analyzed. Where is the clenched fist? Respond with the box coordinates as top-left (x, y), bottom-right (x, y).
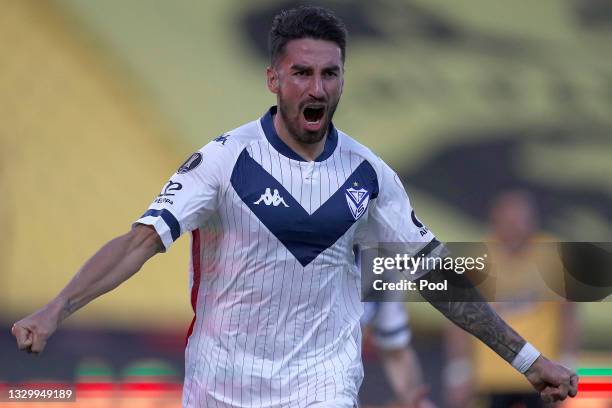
top-left (12, 303), bottom-right (62, 354)
top-left (525, 355), bottom-right (579, 403)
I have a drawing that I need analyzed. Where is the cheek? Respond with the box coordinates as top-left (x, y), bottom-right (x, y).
top-left (326, 80), bottom-right (343, 97)
top-left (284, 78), bottom-right (307, 93)
top-left (279, 81), bottom-right (306, 102)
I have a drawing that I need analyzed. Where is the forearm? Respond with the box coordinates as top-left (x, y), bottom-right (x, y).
top-left (48, 226), bottom-right (161, 324)
top-left (382, 347), bottom-right (424, 402)
top-left (418, 268), bottom-right (525, 364)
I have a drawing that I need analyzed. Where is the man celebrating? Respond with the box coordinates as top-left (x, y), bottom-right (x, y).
top-left (13, 6), bottom-right (577, 408)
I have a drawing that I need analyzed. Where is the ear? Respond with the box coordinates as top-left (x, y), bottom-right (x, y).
top-left (266, 66), bottom-right (279, 94)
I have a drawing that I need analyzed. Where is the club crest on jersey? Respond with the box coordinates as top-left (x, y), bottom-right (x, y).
top-left (345, 185), bottom-right (369, 220)
top-left (254, 188), bottom-right (289, 207)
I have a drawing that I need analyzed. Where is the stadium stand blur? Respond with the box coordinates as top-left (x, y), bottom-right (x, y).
top-left (1, 0), bottom-right (611, 406)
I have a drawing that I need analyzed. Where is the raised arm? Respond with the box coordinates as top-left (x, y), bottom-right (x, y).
top-left (12, 224), bottom-right (163, 354)
top-left (418, 267), bottom-right (579, 404)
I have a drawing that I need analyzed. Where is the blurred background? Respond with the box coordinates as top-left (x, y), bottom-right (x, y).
top-left (1, 0), bottom-right (611, 406)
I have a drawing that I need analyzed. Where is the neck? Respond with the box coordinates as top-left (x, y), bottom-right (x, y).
top-left (273, 112), bottom-right (327, 162)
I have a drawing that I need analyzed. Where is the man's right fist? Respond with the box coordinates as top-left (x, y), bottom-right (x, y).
top-left (12, 306), bottom-right (60, 354)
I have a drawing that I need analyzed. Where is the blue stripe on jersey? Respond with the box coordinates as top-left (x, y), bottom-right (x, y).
top-left (260, 106), bottom-right (338, 162)
top-left (231, 148), bottom-right (379, 267)
top-left (141, 209), bottom-right (180, 241)
top-left (374, 324), bottom-right (410, 338)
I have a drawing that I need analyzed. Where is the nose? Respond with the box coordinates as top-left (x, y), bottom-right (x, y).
top-left (308, 75), bottom-right (325, 100)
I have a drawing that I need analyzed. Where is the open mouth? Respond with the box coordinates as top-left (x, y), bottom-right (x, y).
top-left (303, 106), bottom-right (325, 123)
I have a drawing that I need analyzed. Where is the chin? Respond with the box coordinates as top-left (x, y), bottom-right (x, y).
top-left (296, 129), bottom-right (326, 144)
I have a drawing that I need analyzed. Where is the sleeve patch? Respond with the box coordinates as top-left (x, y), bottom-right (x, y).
top-left (177, 152), bottom-right (203, 174)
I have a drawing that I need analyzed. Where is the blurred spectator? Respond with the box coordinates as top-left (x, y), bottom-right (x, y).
top-left (444, 190), bottom-right (579, 408)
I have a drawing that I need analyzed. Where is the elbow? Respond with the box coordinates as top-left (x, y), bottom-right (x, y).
top-left (127, 224), bottom-right (165, 258)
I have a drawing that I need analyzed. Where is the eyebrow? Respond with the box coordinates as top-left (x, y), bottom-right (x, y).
top-left (290, 64), bottom-right (341, 72)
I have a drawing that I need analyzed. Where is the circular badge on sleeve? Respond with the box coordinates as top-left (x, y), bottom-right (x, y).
top-left (177, 152), bottom-right (203, 174)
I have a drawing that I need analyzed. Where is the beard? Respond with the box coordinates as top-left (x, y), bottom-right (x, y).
top-left (277, 93), bottom-right (339, 145)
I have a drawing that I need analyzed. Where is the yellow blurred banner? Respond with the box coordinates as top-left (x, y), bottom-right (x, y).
top-left (0, 0), bottom-right (191, 329)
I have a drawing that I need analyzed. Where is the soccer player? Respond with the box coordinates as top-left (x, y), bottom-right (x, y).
top-left (12, 6), bottom-right (578, 408)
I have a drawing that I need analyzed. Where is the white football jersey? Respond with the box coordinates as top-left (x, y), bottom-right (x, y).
top-left (136, 107), bottom-right (439, 408)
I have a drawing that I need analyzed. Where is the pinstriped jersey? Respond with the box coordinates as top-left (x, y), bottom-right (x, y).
top-left (136, 106), bottom-right (438, 408)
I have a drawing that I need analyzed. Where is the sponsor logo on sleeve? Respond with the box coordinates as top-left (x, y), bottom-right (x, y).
top-left (160, 181), bottom-right (182, 196)
top-left (154, 180), bottom-right (183, 205)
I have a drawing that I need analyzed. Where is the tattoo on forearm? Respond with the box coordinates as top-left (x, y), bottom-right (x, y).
top-left (418, 268), bottom-right (525, 364)
top-left (60, 299), bottom-right (79, 322)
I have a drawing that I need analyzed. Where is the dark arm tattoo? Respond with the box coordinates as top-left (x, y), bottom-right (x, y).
top-left (418, 267), bottom-right (526, 364)
top-left (59, 299), bottom-right (79, 323)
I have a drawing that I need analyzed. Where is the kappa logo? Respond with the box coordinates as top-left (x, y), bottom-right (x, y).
top-left (254, 188), bottom-right (289, 207)
top-left (213, 134), bottom-right (230, 145)
top-left (345, 184), bottom-right (370, 220)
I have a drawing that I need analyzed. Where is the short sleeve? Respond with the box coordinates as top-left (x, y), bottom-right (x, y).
top-left (356, 159), bottom-right (446, 276)
top-left (370, 302), bottom-right (412, 350)
top-left (135, 141), bottom-right (229, 251)
top-left (361, 302), bottom-right (412, 349)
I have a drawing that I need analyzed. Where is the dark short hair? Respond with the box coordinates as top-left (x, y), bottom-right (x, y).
top-left (268, 6), bottom-right (348, 65)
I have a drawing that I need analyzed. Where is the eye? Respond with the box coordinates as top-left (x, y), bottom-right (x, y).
top-left (324, 71), bottom-right (338, 78)
top-left (294, 71), bottom-right (306, 76)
